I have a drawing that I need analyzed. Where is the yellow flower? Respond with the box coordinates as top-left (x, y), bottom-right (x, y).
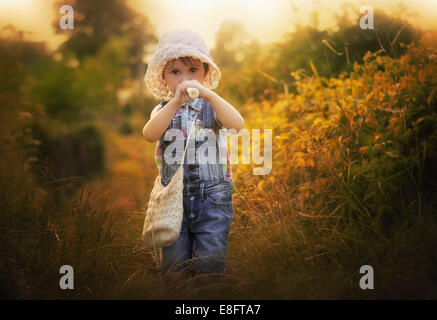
top-left (296, 157), bottom-right (306, 168)
top-left (306, 158), bottom-right (315, 167)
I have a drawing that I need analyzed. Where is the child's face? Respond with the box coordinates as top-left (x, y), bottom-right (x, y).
top-left (163, 58), bottom-right (207, 96)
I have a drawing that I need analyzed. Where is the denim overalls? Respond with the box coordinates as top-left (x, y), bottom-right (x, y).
top-left (157, 98), bottom-right (234, 274)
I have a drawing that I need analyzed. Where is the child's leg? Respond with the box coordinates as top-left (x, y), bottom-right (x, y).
top-left (191, 181), bottom-right (234, 274)
top-left (161, 230), bottom-right (193, 273)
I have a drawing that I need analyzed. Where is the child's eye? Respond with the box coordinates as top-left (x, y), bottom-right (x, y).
top-left (190, 68), bottom-right (198, 72)
top-left (171, 70), bottom-right (179, 75)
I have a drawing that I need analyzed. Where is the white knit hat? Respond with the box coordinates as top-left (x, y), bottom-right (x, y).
top-left (144, 29), bottom-right (222, 101)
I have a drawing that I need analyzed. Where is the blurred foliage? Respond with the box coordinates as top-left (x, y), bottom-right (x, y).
top-left (52, 0), bottom-right (158, 118)
top-left (53, 0), bottom-right (156, 76)
top-left (119, 120), bottom-right (133, 135)
top-left (213, 8), bottom-right (421, 107)
top-left (30, 122), bottom-right (105, 188)
top-left (211, 19), bottom-right (252, 69)
top-left (0, 0), bottom-right (156, 194)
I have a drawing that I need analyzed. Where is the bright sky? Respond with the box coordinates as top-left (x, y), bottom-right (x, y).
top-left (0, 0), bottom-right (436, 51)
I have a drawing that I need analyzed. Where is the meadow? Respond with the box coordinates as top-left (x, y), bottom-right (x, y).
top-left (1, 3), bottom-right (436, 299)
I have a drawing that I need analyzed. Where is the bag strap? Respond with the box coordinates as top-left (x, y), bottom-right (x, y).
top-left (180, 102), bottom-right (199, 166)
top-left (149, 101), bottom-right (199, 265)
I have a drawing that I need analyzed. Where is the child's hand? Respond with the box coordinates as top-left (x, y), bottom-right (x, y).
top-left (173, 80), bottom-right (211, 106)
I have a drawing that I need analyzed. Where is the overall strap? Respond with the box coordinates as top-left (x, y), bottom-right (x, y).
top-left (202, 101), bottom-right (216, 129)
top-left (180, 109), bottom-right (199, 166)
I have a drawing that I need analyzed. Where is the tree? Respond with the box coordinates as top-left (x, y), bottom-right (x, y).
top-left (53, 0), bottom-right (157, 82)
top-left (211, 20), bottom-right (252, 69)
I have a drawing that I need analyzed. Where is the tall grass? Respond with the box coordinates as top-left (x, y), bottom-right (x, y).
top-left (0, 146), bottom-right (165, 299)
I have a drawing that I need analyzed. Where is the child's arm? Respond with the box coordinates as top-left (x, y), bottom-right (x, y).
top-left (142, 99), bottom-right (181, 142)
top-left (143, 82), bottom-right (196, 142)
top-left (204, 90), bottom-right (245, 131)
top-left (177, 79), bottom-right (244, 131)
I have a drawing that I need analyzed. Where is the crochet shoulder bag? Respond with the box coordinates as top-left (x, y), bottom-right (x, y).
top-left (142, 104), bottom-right (199, 260)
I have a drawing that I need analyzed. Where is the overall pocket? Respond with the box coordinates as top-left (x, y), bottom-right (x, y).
top-left (204, 182), bottom-right (233, 206)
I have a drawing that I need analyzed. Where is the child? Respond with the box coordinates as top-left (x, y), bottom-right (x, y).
top-left (142, 29), bottom-right (244, 285)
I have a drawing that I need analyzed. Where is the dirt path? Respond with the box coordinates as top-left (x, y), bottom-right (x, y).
top-left (83, 112), bottom-right (158, 212)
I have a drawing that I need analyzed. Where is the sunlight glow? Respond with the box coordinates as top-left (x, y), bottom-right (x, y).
top-left (168, 0), bottom-right (271, 13)
top-left (0, 0), bottom-right (31, 7)
top-left (240, 0), bottom-right (271, 10)
top-left (168, 0), bottom-right (217, 12)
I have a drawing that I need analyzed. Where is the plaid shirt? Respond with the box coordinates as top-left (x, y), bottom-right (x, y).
top-left (154, 98), bottom-right (232, 182)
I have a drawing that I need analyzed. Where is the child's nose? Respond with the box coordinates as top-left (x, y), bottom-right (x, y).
top-left (181, 73), bottom-right (191, 82)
